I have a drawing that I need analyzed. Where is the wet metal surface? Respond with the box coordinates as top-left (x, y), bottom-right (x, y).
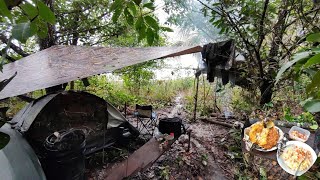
top-left (0, 45), bottom-right (202, 99)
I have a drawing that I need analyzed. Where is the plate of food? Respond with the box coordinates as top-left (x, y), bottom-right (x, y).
top-left (277, 141), bottom-right (317, 176)
top-left (243, 120), bottom-right (284, 151)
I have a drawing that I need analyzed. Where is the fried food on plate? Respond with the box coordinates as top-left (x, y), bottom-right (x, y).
top-left (248, 121), bottom-right (279, 150)
top-left (249, 122), bottom-right (263, 143)
top-left (260, 127), bottom-right (279, 149)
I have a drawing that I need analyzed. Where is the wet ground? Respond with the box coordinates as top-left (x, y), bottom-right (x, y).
top-left (87, 93), bottom-right (238, 179)
top-left (87, 93), bottom-right (315, 180)
top-left (127, 94), bottom-right (237, 180)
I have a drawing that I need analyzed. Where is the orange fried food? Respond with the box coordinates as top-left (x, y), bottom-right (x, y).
top-left (249, 122), bottom-right (263, 143)
top-left (260, 127), bottom-right (279, 149)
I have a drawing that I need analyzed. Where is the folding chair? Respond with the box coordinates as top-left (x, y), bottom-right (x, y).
top-left (134, 104), bottom-right (157, 135)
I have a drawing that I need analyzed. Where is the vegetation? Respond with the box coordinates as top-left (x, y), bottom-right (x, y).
top-left (0, 0), bottom-right (172, 70)
top-left (196, 0), bottom-right (320, 105)
top-left (0, 0), bottom-right (319, 179)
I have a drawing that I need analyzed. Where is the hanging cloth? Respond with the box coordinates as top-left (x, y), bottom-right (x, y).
top-left (201, 40), bottom-right (235, 83)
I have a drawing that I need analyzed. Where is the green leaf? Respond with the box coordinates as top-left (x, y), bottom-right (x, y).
top-left (135, 16), bottom-right (144, 30)
top-left (127, 1), bottom-right (137, 16)
top-left (154, 32), bottom-right (159, 41)
top-left (16, 15), bottom-right (29, 23)
top-left (37, 0), bottom-right (56, 24)
top-left (160, 26), bottom-right (173, 32)
top-left (143, 2), bottom-right (155, 10)
top-left (306, 33), bottom-right (320, 43)
top-left (145, 16), bottom-right (158, 31)
top-left (306, 71), bottom-right (320, 95)
top-left (259, 168), bottom-right (267, 180)
top-left (112, 8), bottom-right (123, 22)
top-left (20, 2), bottom-right (38, 19)
top-left (303, 53), bottom-right (320, 68)
top-left (304, 99), bottom-right (320, 113)
top-left (109, 0), bottom-right (122, 12)
top-left (12, 22), bottom-right (36, 43)
top-left (138, 24), bottom-right (146, 42)
top-left (0, 0), bottom-right (12, 21)
top-left (309, 124), bottom-right (318, 130)
top-left (146, 28), bottom-right (154, 45)
top-left (202, 8), bottom-right (207, 17)
top-left (133, 0), bottom-right (142, 5)
top-left (31, 17), bottom-right (47, 38)
top-left (211, 2), bottom-right (221, 6)
top-left (275, 51), bottom-right (311, 84)
top-left (124, 8), bottom-right (134, 26)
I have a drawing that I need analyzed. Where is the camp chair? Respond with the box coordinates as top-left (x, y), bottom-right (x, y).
top-left (134, 104), bottom-right (157, 135)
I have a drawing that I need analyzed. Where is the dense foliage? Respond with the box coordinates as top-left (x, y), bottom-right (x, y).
top-left (197, 0), bottom-right (320, 105)
top-left (0, 0), bottom-right (172, 70)
top-left (277, 32), bottom-right (320, 114)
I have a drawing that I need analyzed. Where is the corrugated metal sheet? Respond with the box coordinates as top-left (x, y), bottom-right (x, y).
top-left (0, 45), bottom-right (202, 100)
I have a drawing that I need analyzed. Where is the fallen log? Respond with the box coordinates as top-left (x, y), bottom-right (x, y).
top-left (249, 118), bottom-right (316, 130)
top-left (199, 117), bottom-right (240, 128)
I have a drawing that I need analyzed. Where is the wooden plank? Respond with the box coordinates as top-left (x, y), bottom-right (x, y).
top-left (104, 137), bottom-right (167, 180)
top-left (0, 45), bottom-right (202, 99)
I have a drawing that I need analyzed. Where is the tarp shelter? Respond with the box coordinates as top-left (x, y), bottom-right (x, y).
top-left (0, 45), bottom-right (202, 100)
top-left (0, 45), bottom-right (203, 156)
top-left (10, 91), bottom-right (140, 155)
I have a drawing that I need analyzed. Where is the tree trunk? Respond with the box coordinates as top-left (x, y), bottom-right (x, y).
top-left (40, 0), bottom-right (67, 94)
top-left (259, 0), bottom-right (289, 105)
top-left (259, 79), bottom-right (273, 105)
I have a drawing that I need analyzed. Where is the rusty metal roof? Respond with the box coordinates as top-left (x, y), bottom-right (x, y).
top-left (0, 45), bottom-right (202, 99)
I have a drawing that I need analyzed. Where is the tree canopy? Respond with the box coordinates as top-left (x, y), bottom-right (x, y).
top-left (196, 0), bottom-right (320, 104)
top-left (0, 0), bottom-right (172, 70)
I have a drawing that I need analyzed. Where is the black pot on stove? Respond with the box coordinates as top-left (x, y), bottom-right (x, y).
top-left (158, 117), bottom-right (186, 138)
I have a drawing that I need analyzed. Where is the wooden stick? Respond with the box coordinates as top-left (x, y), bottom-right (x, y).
top-left (199, 117), bottom-right (234, 128)
top-left (193, 75), bottom-right (200, 122)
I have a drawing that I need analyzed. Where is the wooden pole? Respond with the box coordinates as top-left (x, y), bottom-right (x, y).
top-left (193, 75), bottom-right (200, 122)
top-left (124, 102), bottom-right (127, 118)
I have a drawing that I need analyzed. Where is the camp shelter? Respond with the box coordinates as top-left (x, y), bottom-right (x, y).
top-left (0, 45), bottom-right (202, 100)
top-left (0, 45), bottom-right (202, 155)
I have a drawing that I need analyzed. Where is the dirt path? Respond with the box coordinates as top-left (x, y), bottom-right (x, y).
top-left (129, 93), bottom-right (235, 179)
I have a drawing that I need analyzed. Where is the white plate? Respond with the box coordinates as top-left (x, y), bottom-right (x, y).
top-left (277, 141), bottom-right (317, 176)
top-left (244, 125), bottom-right (284, 152)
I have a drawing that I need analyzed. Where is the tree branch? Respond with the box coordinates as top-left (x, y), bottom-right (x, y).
top-left (219, 6), bottom-right (264, 77)
top-left (268, 0), bottom-right (289, 60)
top-left (257, 0), bottom-right (270, 51)
top-left (0, 34), bottom-right (29, 57)
top-left (285, 6), bottom-right (320, 29)
top-left (0, 51), bottom-right (16, 62)
top-left (197, 0), bottom-right (222, 16)
top-left (281, 36), bottom-right (306, 60)
top-left (17, 95), bottom-right (35, 102)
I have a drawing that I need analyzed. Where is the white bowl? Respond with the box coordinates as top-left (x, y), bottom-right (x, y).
top-left (288, 126), bottom-right (310, 142)
top-left (277, 141), bottom-right (317, 176)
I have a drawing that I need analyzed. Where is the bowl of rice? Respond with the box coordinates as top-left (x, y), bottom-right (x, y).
top-left (277, 141), bottom-right (317, 176)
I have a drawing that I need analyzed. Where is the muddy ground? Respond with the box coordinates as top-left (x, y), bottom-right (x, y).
top-left (127, 104), bottom-right (240, 180)
top-left (87, 93), bottom-right (243, 180)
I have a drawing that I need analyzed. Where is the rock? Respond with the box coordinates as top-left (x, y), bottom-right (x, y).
top-left (202, 160), bottom-right (207, 166)
top-left (179, 134), bottom-right (189, 143)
